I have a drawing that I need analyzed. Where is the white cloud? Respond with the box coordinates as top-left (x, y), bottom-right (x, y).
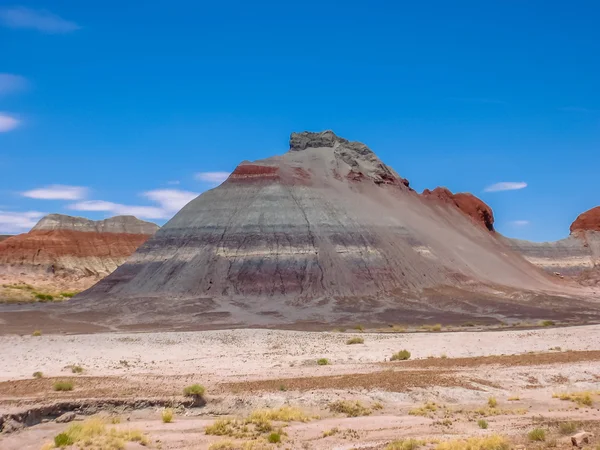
top-left (0, 7), bottom-right (80, 33)
top-left (143, 189), bottom-right (198, 213)
top-left (22, 185), bottom-right (88, 200)
top-left (0, 74), bottom-right (28, 96)
top-left (484, 182), bottom-right (527, 192)
top-left (68, 189), bottom-right (199, 220)
top-left (195, 171), bottom-right (230, 185)
top-left (0, 113), bottom-right (19, 132)
top-left (510, 220), bottom-right (530, 226)
top-left (0, 210), bottom-right (45, 233)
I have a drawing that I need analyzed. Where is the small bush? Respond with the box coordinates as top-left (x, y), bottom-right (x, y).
top-left (541, 320), bottom-right (555, 327)
top-left (33, 371), bottom-right (43, 378)
top-left (268, 432), bottom-right (281, 443)
top-left (487, 397), bottom-right (497, 408)
top-left (435, 435), bottom-right (509, 450)
top-left (346, 337), bottom-right (364, 345)
top-left (183, 384), bottom-right (205, 396)
top-left (478, 419), bottom-right (489, 429)
top-left (71, 365), bottom-right (84, 374)
top-left (528, 428), bottom-right (546, 442)
top-left (409, 402), bottom-right (438, 417)
top-left (54, 432), bottom-right (74, 447)
top-left (559, 421), bottom-right (578, 435)
top-left (32, 330), bottom-right (42, 337)
top-left (390, 350), bottom-right (411, 361)
top-left (386, 439), bottom-right (424, 450)
top-left (53, 380), bottom-right (74, 391)
top-left (317, 358), bottom-right (329, 365)
top-left (323, 427), bottom-right (339, 437)
top-left (35, 293), bottom-right (54, 301)
top-left (161, 408), bottom-right (174, 423)
top-left (60, 292), bottom-right (77, 298)
top-left (328, 400), bottom-right (371, 417)
top-left (354, 324), bottom-right (364, 332)
top-left (553, 391), bottom-right (593, 407)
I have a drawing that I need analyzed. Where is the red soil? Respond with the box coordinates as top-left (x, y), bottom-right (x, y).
top-left (423, 187), bottom-right (495, 231)
top-left (570, 206), bottom-right (600, 233)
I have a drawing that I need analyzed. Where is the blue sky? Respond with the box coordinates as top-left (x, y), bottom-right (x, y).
top-left (0, 1), bottom-right (598, 241)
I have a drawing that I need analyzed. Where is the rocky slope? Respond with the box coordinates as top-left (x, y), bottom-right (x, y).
top-left (0, 215), bottom-right (158, 300)
top-left (70, 131), bottom-right (598, 329)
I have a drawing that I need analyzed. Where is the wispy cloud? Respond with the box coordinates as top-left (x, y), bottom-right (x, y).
top-left (0, 210), bottom-right (45, 233)
top-left (195, 171), bottom-right (230, 185)
top-left (558, 106), bottom-right (598, 113)
top-left (0, 74), bottom-right (28, 96)
top-left (167, 180), bottom-right (180, 185)
top-left (143, 189), bottom-right (199, 213)
top-left (22, 185), bottom-right (88, 200)
top-left (0, 7), bottom-right (80, 33)
top-left (510, 220), bottom-right (530, 226)
top-left (484, 182), bottom-right (527, 192)
top-left (68, 189), bottom-right (199, 220)
top-left (0, 113), bottom-right (19, 132)
top-left (68, 200), bottom-right (166, 220)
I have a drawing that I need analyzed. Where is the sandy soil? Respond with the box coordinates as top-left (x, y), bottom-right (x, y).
top-left (2, 326), bottom-right (600, 449)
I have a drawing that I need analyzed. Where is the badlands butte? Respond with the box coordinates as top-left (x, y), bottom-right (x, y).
top-left (0, 130), bottom-right (598, 333)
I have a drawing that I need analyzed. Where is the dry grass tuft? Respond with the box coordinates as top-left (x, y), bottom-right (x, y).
top-left (422, 324), bottom-right (442, 332)
top-left (558, 421), bottom-right (578, 435)
top-left (552, 391), bottom-right (594, 406)
top-left (409, 402), bottom-right (438, 417)
top-left (435, 435), bottom-right (509, 450)
top-left (528, 428), bottom-right (546, 442)
top-left (161, 408), bottom-right (174, 423)
top-left (52, 418), bottom-right (148, 449)
top-left (346, 337), bottom-right (364, 345)
top-left (183, 383), bottom-right (205, 396)
top-left (53, 380), bottom-right (74, 391)
top-left (328, 400), bottom-right (372, 417)
top-left (33, 371), bottom-right (43, 379)
top-left (386, 438), bottom-right (425, 450)
top-left (317, 358), bottom-right (329, 365)
top-left (487, 397), bottom-right (498, 408)
top-left (32, 330), bottom-right (42, 337)
top-left (390, 350), bottom-right (411, 361)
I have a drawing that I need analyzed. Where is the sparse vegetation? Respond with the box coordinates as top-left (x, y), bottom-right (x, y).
top-left (322, 427), bottom-right (339, 437)
top-left (328, 400), bottom-right (372, 417)
top-left (541, 320), bottom-right (556, 327)
top-left (71, 365), bottom-right (84, 374)
top-left (33, 371), bottom-right (43, 378)
top-left (553, 391), bottom-right (593, 406)
top-left (35, 293), bottom-right (54, 301)
top-left (487, 397), bottom-right (497, 408)
top-left (268, 432), bottom-right (281, 443)
top-left (162, 408), bottom-right (174, 423)
top-left (346, 337), bottom-right (364, 345)
top-left (549, 346), bottom-right (562, 351)
top-left (409, 402), bottom-right (438, 417)
top-left (51, 418), bottom-right (148, 449)
top-left (477, 419), bottom-right (489, 429)
top-left (317, 358), bottom-right (329, 365)
top-left (386, 438), bottom-right (424, 450)
top-left (59, 292), bottom-right (77, 298)
top-left (528, 428), bottom-right (546, 442)
top-left (435, 435), bottom-right (509, 450)
top-left (183, 383), bottom-right (205, 397)
top-left (507, 396), bottom-right (520, 401)
top-left (248, 406), bottom-right (310, 423)
top-left (559, 421), bottom-right (578, 435)
top-left (53, 380), bottom-right (74, 391)
top-left (390, 349), bottom-right (411, 361)
top-left (32, 330), bottom-right (42, 337)
top-left (353, 324), bottom-right (365, 332)
top-left (422, 324), bottom-right (442, 332)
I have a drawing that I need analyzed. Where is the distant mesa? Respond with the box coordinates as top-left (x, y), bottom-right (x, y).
top-left (71, 130), bottom-right (600, 330)
top-left (0, 214), bottom-right (158, 300)
top-left (570, 206), bottom-right (600, 234)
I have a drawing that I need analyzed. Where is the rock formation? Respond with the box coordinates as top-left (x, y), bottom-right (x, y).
top-left (70, 131), bottom-right (598, 329)
top-left (571, 206), bottom-right (600, 234)
top-left (0, 214), bottom-right (158, 300)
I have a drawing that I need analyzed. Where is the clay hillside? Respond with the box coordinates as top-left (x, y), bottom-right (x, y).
top-left (505, 206), bottom-right (600, 286)
top-left (0, 214), bottom-right (159, 302)
top-left (67, 131), bottom-right (600, 330)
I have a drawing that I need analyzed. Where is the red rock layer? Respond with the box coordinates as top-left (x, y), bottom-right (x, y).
top-left (423, 187), bottom-right (495, 232)
top-left (0, 230), bottom-right (151, 265)
top-left (570, 206), bottom-right (600, 234)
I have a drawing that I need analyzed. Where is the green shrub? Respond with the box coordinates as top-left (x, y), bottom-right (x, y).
top-left (541, 320), bottom-right (556, 327)
top-left (32, 330), bottom-right (42, 337)
top-left (487, 397), bottom-right (497, 408)
top-left (53, 381), bottom-right (74, 391)
top-left (60, 292), bottom-right (77, 298)
top-left (317, 358), bottom-right (329, 366)
top-left (528, 428), bottom-right (546, 442)
top-left (183, 384), bottom-right (205, 396)
top-left (35, 293), bottom-right (54, 301)
top-left (478, 419), bottom-right (489, 429)
top-left (71, 365), bottom-right (84, 374)
top-left (346, 337), bottom-right (364, 345)
top-left (54, 432), bottom-right (74, 447)
top-left (33, 371), bottom-right (43, 378)
top-left (390, 350), bottom-right (411, 361)
top-left (559, 421), bottom-right (578, 435)
top-left (162, 408), bottom-right (174, 423)
top-left (268, 432), bottom-right (281, 443)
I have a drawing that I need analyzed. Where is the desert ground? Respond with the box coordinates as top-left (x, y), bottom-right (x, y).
top-left (1, 325), bottom-right (600, 450)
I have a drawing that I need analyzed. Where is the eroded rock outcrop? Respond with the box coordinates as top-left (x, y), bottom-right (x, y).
top-left (0, 214), bottom-right (158, 299)
top-left (73, 131), bottom-right (585, 328)
top-left (571, 206), bottom-right (600, 234)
